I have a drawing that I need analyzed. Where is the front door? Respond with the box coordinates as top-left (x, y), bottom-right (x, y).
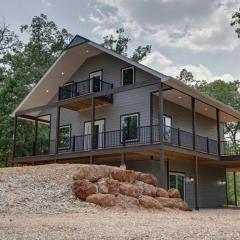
top-left (84, 120), bottom-right (105, 150)
top-left (89, 70), bottom-right (102, 92)
top-left (169, 172), bottom-right (185, 200)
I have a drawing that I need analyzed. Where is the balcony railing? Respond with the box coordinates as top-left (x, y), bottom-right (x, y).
top-left (58, 78), bottom-right (113, 101)
top-left (15, 125), bottom-right (219, 158)
top-left (221, 140), bottom-right (240, 156)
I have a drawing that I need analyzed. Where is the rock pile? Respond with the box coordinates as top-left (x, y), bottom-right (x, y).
top-left (72, 165), bottom-right (188, 210)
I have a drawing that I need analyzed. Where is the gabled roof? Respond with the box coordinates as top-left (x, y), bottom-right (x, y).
top-left (11, 35), bottom-right (240, 122)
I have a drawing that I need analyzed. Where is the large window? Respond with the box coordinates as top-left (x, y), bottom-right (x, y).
top-left (58, 125), bottom-right (71, 150)
top-left (121, 66), bottom-right (135, 86)
top-left (164, 115), bottom-right (172, 143)
top-left (121, 113), bottom-right (139, 142)
top-left (62, 82), bottom-right (74, 99)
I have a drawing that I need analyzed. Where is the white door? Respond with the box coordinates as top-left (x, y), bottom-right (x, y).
top-left (169, 172), bottom-right (185, 200)
top-left (89, 70), bottom-right (102, 92)
top-left (84, 120), bottom-right (105, 150)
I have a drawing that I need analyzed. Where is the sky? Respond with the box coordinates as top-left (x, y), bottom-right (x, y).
top-left (1, 0), bottom-right (240, 82)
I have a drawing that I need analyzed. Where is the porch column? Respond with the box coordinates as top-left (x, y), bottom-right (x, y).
top-left (191, 97), bottom-right (196, 150)
top-left (234, 171), bottom-right (238, 206)
top-left (12, 116), bottom-right (18, 158)
top-left (55, 106), bottom-right (61, 154)
top-left (158, 83), bottom-right (166, 188)
top-left (90, 97), bottom-right (95, 164)
top-left (216, 109), bottom-right (221, 156)
top-left (33, 119), bottom-right (38, 156)
top-left (194, 156), bottom-right (199, 210)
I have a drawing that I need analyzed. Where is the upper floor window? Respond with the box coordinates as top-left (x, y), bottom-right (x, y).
top-left (121, 113), bottom-right (139, 142)
top-left (58, 125), bottom-right (71, 150)
top-left (121, 66), bottom-right (135, 86)
top-left (62, 82), bottom-right (74, 99)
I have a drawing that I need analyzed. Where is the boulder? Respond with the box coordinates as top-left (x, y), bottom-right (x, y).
top-left (111, 169), bottom-right (137, 183)
top-left (72, 179), bottom-right (97, 200)
top-left (156, 197), bottom-right (188, 211)
top-left (156, 187), bottom-right (169, 198)
top-left (86, 193), bottom-right (116, 207)
top-left (73, 165), bottom-right (111, 182)
top-left (168, 188), bottom-right (181, 198)
top-left (139, 195), bottom-right (163, 209)
top-left (119, 182), bottom-right (141, 198)
top-left (115, 194), bottom-right (139, 208)
top-left (136, 172), bottom-right (157, 186)
top-left (97, 178), bottom-right (119, 195)
top-left (135, 181), bottom-right (157, 197)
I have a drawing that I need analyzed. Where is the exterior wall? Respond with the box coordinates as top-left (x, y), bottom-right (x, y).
top-left (126, 159), bottom-right (227, 209)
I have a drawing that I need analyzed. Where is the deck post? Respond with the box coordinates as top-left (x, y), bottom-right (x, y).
top-left (158, 83), bottom-right (166, 188)
top-left (33, 119), bottom-right (38, 156)
top-left (150, 92), bottom-right (153, 144)
top-left (234, 171), bottom-right (238, 206)
top-left (194, 156), bottom-right (199, 210)
top-left (216, 109), bottom-right (221, 156)
top-left (90, 97), bottom-right (95, 164)
top-left (55, 106), bottom-right (61, 154)
top-left (12, 116), bottom-right (18, 158)
top-left (191, 97), bottom-right (196, 150)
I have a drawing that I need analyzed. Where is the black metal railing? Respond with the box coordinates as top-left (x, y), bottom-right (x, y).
top-left (58, 78), bottom-right (113, 101)
top-left (15, 124), bottom-right (219, 157)
top-left (221, 140), bottom-right (240, 156)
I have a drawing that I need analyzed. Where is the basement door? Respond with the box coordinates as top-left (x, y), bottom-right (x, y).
top-left (169, 172), bottom-right (185, 200)
top-left (84, 119), bottom-right (105, 150)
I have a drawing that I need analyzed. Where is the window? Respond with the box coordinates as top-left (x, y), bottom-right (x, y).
top-left (121, 113), bottom-right (139, 142)
top-left (164, 115), bottom-right (172, 142)
top-left (169, 172), bottom-right (185, 200)
top-left (89, 70), bottom-right (102, 92)
top-left (121, 66), bottom-right (135, 86)
top-left (58, 125), bottom-right (71, 150)
top-left (62, 82), bottom-right (74, 99)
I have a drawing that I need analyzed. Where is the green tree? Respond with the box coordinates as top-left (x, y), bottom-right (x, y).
top-left (176, 68), bottom-right (195, 86)
top-left (231, 8), bottom-right (240, 38)
top-left (102, 28), bottom-right (151, 62)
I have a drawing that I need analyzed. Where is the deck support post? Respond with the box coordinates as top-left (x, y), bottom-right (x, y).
top-left (150, 92), bottom-right (153, 144)
top-left (191, 97), bottom-right (196, 150)
top-left (216, 109), bottom-right (221, 156)
top-left (234, 171), bottom-right (238, 206)
top-left (158, 83), bottom-right (166, 188)
top-left (33, 119), bottom-right (38, 156)
top-left (12, 116), bottom-right (18, 158)
top-left (55, 106), bottom-right (61, 155)
top-left (90, 97), bottom-right (95, 164)
top-left (194, 156), bottom-right (199, 210)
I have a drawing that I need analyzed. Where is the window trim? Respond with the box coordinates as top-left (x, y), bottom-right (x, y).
top-left (89, 69), bottom-right (103, 92)
top-left (120, 112), bottom-right (140, 143)
top-left (121, 66), bottom-right (135, 86)
top-left (58, 124), bottom-right (72, 151)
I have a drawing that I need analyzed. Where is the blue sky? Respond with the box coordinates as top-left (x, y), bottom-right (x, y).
top-left (1, 0), bottom-right (240, 81)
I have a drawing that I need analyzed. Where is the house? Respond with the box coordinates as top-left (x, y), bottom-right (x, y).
top-left (11, 35), bottom-right (240, 209)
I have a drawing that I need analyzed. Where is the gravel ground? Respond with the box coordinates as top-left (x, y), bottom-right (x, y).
top-left (1, 164), bottom-right (240, 240)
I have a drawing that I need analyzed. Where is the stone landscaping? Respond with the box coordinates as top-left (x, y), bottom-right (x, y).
top-left (72, 165), bottom-right (188, 210)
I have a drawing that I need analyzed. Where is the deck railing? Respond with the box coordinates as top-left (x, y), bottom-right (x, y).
top-left (15, 124), bottom-right (219, 157)
top-left (221, 140), bottom-right (240, 156)
top-left (58, 78), bottom-right (113, 101)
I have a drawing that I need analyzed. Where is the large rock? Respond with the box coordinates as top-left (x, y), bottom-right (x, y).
top-left (135, 181), bottom-right (157, 197)
top-left (136, 172), bottom-right (157, 186)
top-left (139, 195), bottom-right (163, 209)
top-left (115, 194), bottom-right (139, 208)
top-left (73, 165), bottom-right (111, 182)
top-left (72, 179), bottom-right (97, 200)
top-left (97, 178), bottom-right (119, 195)
top-left (119, 182), bottom-right (141, 198)
top-left (156, 187), bottom-right (169, 198)
top-left (111, 169), bottom-right (137, 183)
top-left (168, 188), bottom-right (181, 198)
top-left (156, 197), bottom-right (188, 211)
top-left (86, 193), bottom-right (116, 207)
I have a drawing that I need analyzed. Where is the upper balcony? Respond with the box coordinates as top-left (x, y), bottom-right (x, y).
top-left (58, 78), bottom-right (113, 110)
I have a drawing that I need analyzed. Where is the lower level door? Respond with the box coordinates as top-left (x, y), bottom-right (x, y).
top-left (169, 172), bottom-right (185, 200)
top-left (84, 120), bottom-right (105, 150)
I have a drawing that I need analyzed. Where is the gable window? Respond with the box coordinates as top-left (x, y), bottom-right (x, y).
top-left (121, 66), bottom-right (135, 86)
top-left (62, 82), bottom-right (74, 99)
top-left (121, 113), bottom-right (139, 142)
top-left (58, 125), bottom-right (71, 150)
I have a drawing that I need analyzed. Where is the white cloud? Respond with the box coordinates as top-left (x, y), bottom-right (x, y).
top-left (94, 0), bottom-right (240, 52)
top-left (78, 17), bottom-right (86, 23)
top-left (41, 0), bottom-right (52, 7)
top-left (141, 51), bottom-right (235, 82)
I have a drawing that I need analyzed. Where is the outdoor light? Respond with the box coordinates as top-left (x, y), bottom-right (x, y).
top-left (204, 108), bottom-right (208, 111)
top-left (186, 176), bottom-right (194, 183)
top-left (46, 90), bottom-right (49, 93)
top-left (178, 96), bottom-right (182, 99)
top-left (86, 49), bottom-right (89, 53)
top-left (61, 72), bottom-right (65, 75)
top-left (218, 180), bottom-right (226, 185)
